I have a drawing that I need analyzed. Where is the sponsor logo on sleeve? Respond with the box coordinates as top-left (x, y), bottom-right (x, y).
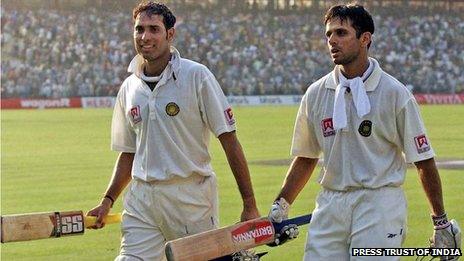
top-left (321, 118), bottom-right (335, 137)
top-left (414, 134), bottom-right (431, 154)
top-left (130, 105), bottom-right (142, 124)
top-left (224, 108), bottom-right (235, 125)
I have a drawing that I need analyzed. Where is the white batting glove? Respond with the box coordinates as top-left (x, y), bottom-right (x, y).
top-left (268, 197), bottom-right (290, 223)
top-left (430, 214), bottom-right (461, 261)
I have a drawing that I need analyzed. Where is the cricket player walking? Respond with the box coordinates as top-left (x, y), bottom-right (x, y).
top-left (268, 4), bottom-right (461, 260)
top-left (87, 2), bottom-right (260, 260)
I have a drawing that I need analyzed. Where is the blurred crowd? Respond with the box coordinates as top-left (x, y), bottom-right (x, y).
top-left (1, 6), bottom-right (463, 98)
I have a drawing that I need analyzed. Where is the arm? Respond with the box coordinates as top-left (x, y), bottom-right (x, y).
top-left (266, 156), bottom-right (318, 246)
top-left (414, 157), bottom-right (445, 216)
top-left (218, 131), bottom-right (260, 221)
top-left (276, 156), bottom-right (319, 204)
top-left (396, 97), bottom-right (444, 215)
top-left (415, 157), bottom-right (446, 216)
top-left (416, 158), bottom-right (461, 252)
top-left (87, 152), bottom-right (134, 228)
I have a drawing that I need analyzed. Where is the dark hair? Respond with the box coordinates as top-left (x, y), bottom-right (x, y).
top-left (133, 1), bottom-right (176, 30)
top-left (324, 4), bottom-right (374, 47)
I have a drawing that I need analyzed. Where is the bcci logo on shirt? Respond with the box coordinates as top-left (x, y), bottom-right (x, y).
top-left (414, 134), bottom-right (431, 154)
top-left (321, 118), bottom-right (335, 137)
top-left (130, 105), bottom-right (142, 124)
top-left (165, 102), bottom-right (180, 116)
top-left (358, 120), bottom-right (372, 137)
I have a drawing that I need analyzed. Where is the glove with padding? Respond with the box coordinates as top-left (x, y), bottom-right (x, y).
top-left (430, 213), bottom-right (461, 261)
top-left (267, 224), bottom-right (299, 247)
top-left (211, 250), bottom-right (268, 261)
top-left (268, 197), bottom-right (290, 223)
top-left (232, 250), bottom-right (267, 261)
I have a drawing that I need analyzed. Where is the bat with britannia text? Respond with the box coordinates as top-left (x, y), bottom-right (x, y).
top-left (165, 214), bottom-right (311, 261)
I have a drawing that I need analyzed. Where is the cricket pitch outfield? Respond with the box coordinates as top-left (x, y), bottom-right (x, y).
top-left (1, 105), bottom-right (463, 260)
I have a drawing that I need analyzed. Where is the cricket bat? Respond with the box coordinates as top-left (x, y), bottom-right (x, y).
top-left (1, 211), bottom-right (121, 243)
top-left (165, 214), bottom-right (311, 261)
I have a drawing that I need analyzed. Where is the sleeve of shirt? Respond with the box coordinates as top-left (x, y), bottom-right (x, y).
top-left (111, 87), bottom-right (136, 152)
top-left (396, 97), bottom-right (435, 163)
top-left (291, 92), bottom-right (321, 158)
top-left (198, 68), bottom-right (236, 137)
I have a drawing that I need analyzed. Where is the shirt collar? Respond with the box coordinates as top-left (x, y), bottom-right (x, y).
top-left (127, 46), bottom-right (182, 80)
top-left (325, 57), bottom-right (382, 92)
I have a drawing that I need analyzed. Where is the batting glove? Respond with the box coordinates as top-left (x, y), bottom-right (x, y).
top-left (268, 197), bottom-right (290, 223)
top-left (430, 213), bottom-right (461, 261)
top-left (267, 224), bottom-right (299, 247)
top-left (212, 250), bottom-right (268, 261)
top-left (231, 250), bottom-right (267, 261)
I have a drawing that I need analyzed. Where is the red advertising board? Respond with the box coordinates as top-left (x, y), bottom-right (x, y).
top-left (1, 98), bottom-right (82, 109)
top-left (414, 94), bottom-right (464, 104)
top-left (1, 94), bottom-right (463, 109)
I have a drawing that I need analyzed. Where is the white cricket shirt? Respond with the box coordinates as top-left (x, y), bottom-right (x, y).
top-left (292, 58), bottom-right (435, 191)
top-left (111, 47), bottom-right (236, 181)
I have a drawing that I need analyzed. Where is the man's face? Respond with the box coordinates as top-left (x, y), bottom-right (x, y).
top-left (325, 18), bottom-right (362, 65)
top-left (133, 13), bottom-right (174, 62)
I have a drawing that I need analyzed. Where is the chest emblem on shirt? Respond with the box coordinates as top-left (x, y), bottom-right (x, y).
top-left (321, 118), bottom-right (335, 137)
top-left (414, 134), bottom-right (431, 154)
top-left (166, 102), bottom-right (180, 116)
top-left (358, 120), bottom-right (372, 137)
top-left (130, 105), bottom-right (142, 124)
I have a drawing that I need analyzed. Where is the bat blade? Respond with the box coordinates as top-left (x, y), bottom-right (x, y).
top-left (165, 214), bottom-right (311, 261)
top-left (1, 211), bottom-right (121, 243)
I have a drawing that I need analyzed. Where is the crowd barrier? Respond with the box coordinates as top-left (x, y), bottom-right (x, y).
top-left (1, 94), bottom-right (464, 109)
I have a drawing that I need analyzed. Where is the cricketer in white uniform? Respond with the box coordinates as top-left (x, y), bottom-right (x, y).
top-left (268, 4), bottom-right (461, 261)
top-left (87, 2), bottom-right (260, 260)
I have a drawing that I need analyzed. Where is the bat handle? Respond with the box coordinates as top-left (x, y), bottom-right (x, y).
top-left (272, 214), bottom-right (312, 232)
top-left (84, 213), bottom-right (122, 228)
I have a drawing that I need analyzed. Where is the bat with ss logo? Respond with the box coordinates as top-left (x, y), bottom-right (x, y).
top-left (1, 210), bottom-right (121, 243)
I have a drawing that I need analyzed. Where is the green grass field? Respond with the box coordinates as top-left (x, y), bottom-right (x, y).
top-left (1, 105), bottom-right (463, 260)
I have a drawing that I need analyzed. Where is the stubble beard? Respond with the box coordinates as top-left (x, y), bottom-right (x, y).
top-left (333, 48), bottom-right (360, 65)
top-left (143, 54), bottom-right (158, 63)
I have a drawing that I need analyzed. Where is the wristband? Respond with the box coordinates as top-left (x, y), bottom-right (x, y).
top-left (431, 213), bottom-right (450, 229)
top-left (103, 194), bottom-right (115, 208)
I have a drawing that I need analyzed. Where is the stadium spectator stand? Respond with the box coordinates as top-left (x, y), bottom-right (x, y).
top-left (1, 1), bottom-right (463, 98)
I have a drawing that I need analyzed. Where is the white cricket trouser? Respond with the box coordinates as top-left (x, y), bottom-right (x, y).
top-left (115, 174), bottom-right (219, 261)
top-left (304, 186), bottom-right (407, 261)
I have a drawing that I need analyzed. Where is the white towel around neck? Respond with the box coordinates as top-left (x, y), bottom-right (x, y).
top-left (333, 61), bottom-right (373, 130)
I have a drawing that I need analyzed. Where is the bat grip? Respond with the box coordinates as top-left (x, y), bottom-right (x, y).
top-left (84, 213), bottom-right (122, 228)
top-left (272, 214), bottom-right (312, 232)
